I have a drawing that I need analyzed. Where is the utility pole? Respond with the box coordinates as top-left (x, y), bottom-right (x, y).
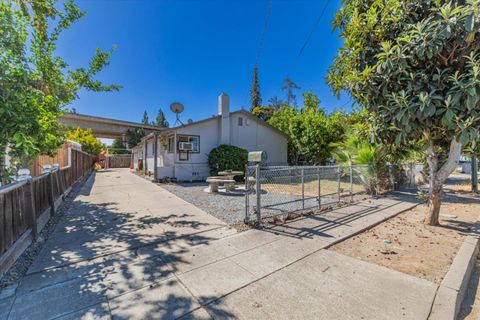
top-left (472, 154), bottom-right (478, 193)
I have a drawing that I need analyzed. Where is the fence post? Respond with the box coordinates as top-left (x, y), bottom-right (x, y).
top-left (388, 165), bottom-right (394, 191)
top-left (317, 167), bottom-right (321, 209)
top-left (301, 167), bottom-right (305, 211)
top-left (410, 162), bottom-right (415, 187)
top-left (349, 165), bottom-right (353, 201)
top-left (255, 164), bottom-right (261, 224)
top-left (337, 166), bottom-right (342, 202)
top-left (244, 164), bottom-right (249, 223)
top-left (47, 173), bottom-right (55, 217)
top-left (25, 179), bottom-right (38, 240)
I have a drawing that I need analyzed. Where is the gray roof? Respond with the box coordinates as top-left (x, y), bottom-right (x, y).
top-left (134, 109), bottom-right (289, 146)
top-left (161, 110), bottom-right (288, 138)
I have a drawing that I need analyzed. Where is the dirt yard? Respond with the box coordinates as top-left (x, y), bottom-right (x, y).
top-left (459, 257), bottom-right (480, 320)
top-left (330, 192), bottom-right (480, 284)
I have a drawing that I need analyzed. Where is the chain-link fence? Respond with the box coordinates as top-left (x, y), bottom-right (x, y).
top-left (245, 163), bottom-right (425, 223)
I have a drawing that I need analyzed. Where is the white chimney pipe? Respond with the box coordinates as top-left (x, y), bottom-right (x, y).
top-left (219, 93), bottom-right (230, 145)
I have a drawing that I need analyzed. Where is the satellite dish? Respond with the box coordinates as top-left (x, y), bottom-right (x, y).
top-left (170, 102), bottom-right (184, 114)
top-left (170, 102), bottom-right (185, 126)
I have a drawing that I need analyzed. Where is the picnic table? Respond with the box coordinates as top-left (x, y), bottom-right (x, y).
top-left (218, 170), bottom-right (244, 180)
top-left (205, 171), bottom-right (244, 193)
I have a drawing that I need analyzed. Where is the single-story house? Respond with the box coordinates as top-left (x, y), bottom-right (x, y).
top-left (131, 93), bottom-right (288, 181)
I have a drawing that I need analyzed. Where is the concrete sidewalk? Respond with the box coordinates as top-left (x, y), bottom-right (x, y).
top-left (0, 169), bottom-right (437, 320)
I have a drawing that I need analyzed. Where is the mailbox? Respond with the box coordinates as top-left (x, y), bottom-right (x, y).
top-left (248, 151), bottom-right (268, 163)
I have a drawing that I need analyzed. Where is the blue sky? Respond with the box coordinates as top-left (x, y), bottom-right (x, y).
top-left (59, 0), bottom-right (349, 127)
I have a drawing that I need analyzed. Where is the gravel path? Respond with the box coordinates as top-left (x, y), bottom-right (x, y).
top-left (159, 182), bottom-right (338, 224)
top-left (159, 182), bottom-right (247, 224)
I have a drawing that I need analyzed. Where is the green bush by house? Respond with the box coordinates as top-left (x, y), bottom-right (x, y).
top-left (208, 145), bottom-right (248, 177)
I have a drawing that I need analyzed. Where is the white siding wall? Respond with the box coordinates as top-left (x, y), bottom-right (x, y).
top-left (158, 118), bottom-right (220, 181)
top-left (145, 139), bottom-right (154, 174)
top-left (229, 113), bottom-right (288, 165)
top-left (132, 149), bottom-right (140, 170)
top-left (150, 112), bottom-right (288, 181)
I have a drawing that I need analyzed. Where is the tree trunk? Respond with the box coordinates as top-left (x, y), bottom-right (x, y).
top-left (425, 185), bottom-right (442, 226)
top-left (423, 138), bottom-right (462, 226)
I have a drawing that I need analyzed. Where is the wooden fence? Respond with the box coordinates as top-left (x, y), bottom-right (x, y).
top-left (106, 155), bottom-right (131, 168)
top-left (0, 149), bottom-right (93, 275)
top-left (29, 143), bottom-right (70, 177)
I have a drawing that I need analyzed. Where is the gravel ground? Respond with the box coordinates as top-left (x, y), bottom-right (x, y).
top-left (159, 182), bottom-right (340, 225)
top-left (159, 182), bottom-right (247, 224)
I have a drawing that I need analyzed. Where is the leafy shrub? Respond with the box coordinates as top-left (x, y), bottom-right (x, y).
top-left (68, 128), bottom-right (103, 156)
top-left (208, 145), bottom-right (248, 177)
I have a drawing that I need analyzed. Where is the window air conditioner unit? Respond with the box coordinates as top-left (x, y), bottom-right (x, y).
top-left (178, 142), bottom-right (193, 151)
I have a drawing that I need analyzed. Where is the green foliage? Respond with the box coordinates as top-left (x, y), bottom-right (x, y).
top-left (110, 139), bottom-right (130, 154)
top-left (0, 0), bottom-right (119, 181)
top-left (268, 96), bottom-right (286, 110)
top-left (126, 128), bottom-right (145, 147)
top-left (142, 110), bottom-right (150, 125)
top-left (281, 77), bottom-right (300, 107)
top-left (208, 145), bottom-right (248, 176)
top-left (68, 128), bottom-right (103, 156)
top-left (328, 0), bottom-right (480, 154)
top-left (250, 67), bottom-right (262, 111)
top-left (252, 106), bottom-right (275, 122)
top-left (268, 92), bottom-right (346, 164)
top-left (155, 108), bottom-right (169, 128)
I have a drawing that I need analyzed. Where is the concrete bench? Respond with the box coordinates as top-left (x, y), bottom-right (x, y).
top-left (206, 176), bottom-right (236, 192)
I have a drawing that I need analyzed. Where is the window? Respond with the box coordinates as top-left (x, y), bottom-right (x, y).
top-left (238, 117), bottom-right (243, 126)
top-left (178, 135), bottom-right (200, 153)
top-left (168, 135), bottom-right (200, 153)
top-left (178, 152), bottom-right (189, 161)
top-left (167, 136), bottom-right (174, 153)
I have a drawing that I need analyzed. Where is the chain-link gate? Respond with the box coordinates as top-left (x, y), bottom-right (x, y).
top-left (245, 163), bottom-right (424, 224)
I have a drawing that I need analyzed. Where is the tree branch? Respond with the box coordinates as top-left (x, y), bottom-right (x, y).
top-left (435, 138), bottom-right (463, 184)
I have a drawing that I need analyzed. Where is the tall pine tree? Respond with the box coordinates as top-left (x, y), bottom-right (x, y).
top-left (281, 77), bottom-right (300, 107)
top-left (155, 108), bottom-right (169, 128)
top-left (141, 110), bottom-right (149, 125)
top-left (250, 68), bottom-right (262, 111)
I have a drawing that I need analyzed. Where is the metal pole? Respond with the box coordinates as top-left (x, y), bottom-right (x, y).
top-left (301, 167), bottom-right (305, 211)
top-left (255, 164), bottom-right (261, 223)
top-left (244, 164), bottom-right (249, 222)
top-left (410, 162), bottom-right (414, 187)
top-left (349, 165), bottom-right (353, 201)
top-left (337, 166), bottom-right (341, 202)
top-left (317, 167), bottom-right (321, 209)
top-left (472, 156), bottom-right (478, 193)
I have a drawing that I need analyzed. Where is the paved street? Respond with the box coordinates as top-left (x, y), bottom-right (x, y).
top-left (1, 169), bottom-right (438, 320)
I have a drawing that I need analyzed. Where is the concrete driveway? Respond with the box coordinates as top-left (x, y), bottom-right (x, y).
top-left (1, 169), bottom-right (438, 320)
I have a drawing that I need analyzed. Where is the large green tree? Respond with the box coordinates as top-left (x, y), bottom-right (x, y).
top-left (125, 128), bottom-right (145, 148)
top-left (141, 110), bottom-right (150, 125)
top-left (250, 67), bottom-right (262, 111)
top-left (268, 92), bottom-right (346, 164)
top-left (0, 0), bottom-right (119, 182)
top-left (155, 108), bottom-right (169, 128)
top-left (109, 138), bottom-right (130, 154)
top-left (251, 106), bottom-right (275, 122)
top-left (328, 0), bottom-right (480, 225)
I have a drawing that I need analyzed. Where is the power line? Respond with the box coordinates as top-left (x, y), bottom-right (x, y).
top-left (244, 0), bottom-right (273, 109)
top-left (270, 0), bottom-right (332, 104)
top-left (255, 0), bottom-right (273, 68)
top-left (286, 0), bottom-right (331, 77)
